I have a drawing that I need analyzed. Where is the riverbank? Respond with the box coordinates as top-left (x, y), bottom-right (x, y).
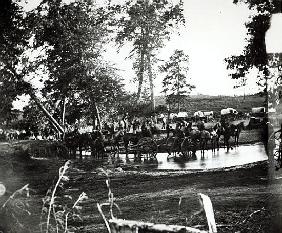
top-left (0, 140), bottom-right (282, 232)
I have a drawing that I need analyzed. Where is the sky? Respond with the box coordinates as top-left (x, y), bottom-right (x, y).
top-left (103, 0), bottom-right (258, 96)
top-left (13, 0), bottom-right (282, 109)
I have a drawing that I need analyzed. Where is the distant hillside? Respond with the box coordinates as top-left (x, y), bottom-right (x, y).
top-left (155, 94), bottom-right (265, 117)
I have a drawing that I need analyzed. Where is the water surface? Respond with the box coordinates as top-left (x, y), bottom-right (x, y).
top-left (118, 143), bottom-right (268, 170)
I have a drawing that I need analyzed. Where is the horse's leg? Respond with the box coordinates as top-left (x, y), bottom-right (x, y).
top-left (226, 137), bottom-right (230, 152)
top-left (236, 133), bottom-right (239, 147)
top-left (200, 140), bottom-right (204, 156)
top-left (223, 134), bottom-right (228, 150)
top-left (79, 145), bottom-right (83, 159)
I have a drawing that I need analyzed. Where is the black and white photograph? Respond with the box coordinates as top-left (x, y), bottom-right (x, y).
top-left (0, 0), bottom-right (282, 232)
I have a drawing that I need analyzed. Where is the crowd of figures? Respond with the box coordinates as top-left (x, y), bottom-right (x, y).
top-left (2, 115), bottom-right (282, 170)
top-left (0, 115), bottom-right (247, 161)
top-left (4, 111), bottom-right (275, 163)
top-left (62, 115), bottom-right (246, 161)
top-left (64, 117), bottom-right (159, 160)
top-left (166, 118), bottom-right (245, 159)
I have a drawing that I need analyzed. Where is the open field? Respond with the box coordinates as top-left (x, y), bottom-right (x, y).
top-left (155, 94), bottom-right (266, 117)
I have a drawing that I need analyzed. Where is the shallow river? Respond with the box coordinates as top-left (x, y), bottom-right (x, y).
top-left (116, 143), bottom-right (268, 170)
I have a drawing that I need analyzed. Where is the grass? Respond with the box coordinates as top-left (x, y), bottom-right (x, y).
top-left (0, 160), bottom-right (88, 233)
top-left (155, 94), bottom-right (265, 117)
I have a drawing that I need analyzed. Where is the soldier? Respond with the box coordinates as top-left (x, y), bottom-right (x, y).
top-left (197, 119), bottom-right (205, 131)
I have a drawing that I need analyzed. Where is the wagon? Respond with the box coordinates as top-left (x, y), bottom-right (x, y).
top-left (130, 137), bottom-right (158, 161)
top-left (246, 117), bottom-right (264, 130)
top-left (166, 136), bottom-right (197, 159)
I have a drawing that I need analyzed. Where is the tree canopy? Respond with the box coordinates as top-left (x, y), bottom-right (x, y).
top-left (0, 0), bottom-right (187, 131)
top-left (160, 49), bottom-right (195, 112)
top-left (114, 0), bottom-right (185, 104)
top-left (225, 0), bottom-right (282, 88)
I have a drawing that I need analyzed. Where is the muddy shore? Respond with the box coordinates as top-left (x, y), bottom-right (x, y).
top-left (0, 134), bottom-right (282, 233)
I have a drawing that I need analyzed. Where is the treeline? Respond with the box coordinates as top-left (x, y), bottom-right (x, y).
top-left (0, 0), bottom-right (186, 133)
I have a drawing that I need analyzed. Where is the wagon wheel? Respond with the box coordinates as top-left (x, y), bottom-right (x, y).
top-left (181, 137), bottom-right (193, 159)
top-left (137, 137), bottom-right (158, 160)
top-left (166, 136), bottom-right (180, 158)
top-left (273, 130), bottom-right (281, 142)
top-left (274, 150), bottom-right (282, 170)
top-left (270, 130), bottom-right (282, 170)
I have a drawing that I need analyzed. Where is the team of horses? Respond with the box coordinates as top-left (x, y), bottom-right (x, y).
top-left (167, 120), bottom-right (245, 159)
top-left (64, 125), bottom-right (155, 159)
top-left (63, 120), bottom-right (245, 160)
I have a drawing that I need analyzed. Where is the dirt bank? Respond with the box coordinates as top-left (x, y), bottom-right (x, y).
top-left (0, 140), bottom-right (282, 233)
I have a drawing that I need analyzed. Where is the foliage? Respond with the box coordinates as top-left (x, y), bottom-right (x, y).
top-left (160, 49), bottom-right (195, 111)
top-left (27, 0), bottom-right (126, 128)
top-left (0, 0), bottom-right (32, 124)
top-left (224, 0), bottom-right (281, 91)
top-left (97, 168), bottom-right (121, 233)
top-left (114, 0), bottom-right (185, 100)
top-left (40, 160), bottom-right (88, 233)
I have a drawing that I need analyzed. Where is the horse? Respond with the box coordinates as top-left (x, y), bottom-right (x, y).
top-left (166, 127), bottom-right (185, 158)
top-left (186, 128), bottom-right (201, 156)
top-left (64, 130), bottom-right (106, 159)
top-left (233, 121), bottom-right (244, 146)
top-left (199, 129), bottom-right (211, 155)
top-left (64, 131), bottom-right (81, 157)
top-left (211, 122), bottom-right (223, 151)
top-left (111, 129), bottom-right (144, 159)
top-left (210, 128), bottom-right (219, 153)
top-left (221, 121), bottom-right (244, 152)
top-left (90, 130), bottom-right (106, 159)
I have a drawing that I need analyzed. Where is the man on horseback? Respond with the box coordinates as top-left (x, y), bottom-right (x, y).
top-left (173, 123), bottom-right (185, 154)
top-left (197, 119), bottom-right (205, 131)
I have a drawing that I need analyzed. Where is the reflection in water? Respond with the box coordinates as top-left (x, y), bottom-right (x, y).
top-left (117, 143), bottom-right (268, 170)
top-left (200, 156), bottom-right (206, 167)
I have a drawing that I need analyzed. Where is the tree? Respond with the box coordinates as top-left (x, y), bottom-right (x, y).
top-left (0, 0), bottom-right (69, 134)
top-left (225, 1), bottom-right (282, 105)
top-left (0, 0), bottom-right (31, 124)
top-left (225, 0), bottom-right (282, 179)
top-left (160, 49), bottom-right (195, 113)
top-left (72, 64), bottom-right (126, 129)
top-left (114, 0), bottom-right (185, 110)
top-left (29, 0), bottom-right (124, 130)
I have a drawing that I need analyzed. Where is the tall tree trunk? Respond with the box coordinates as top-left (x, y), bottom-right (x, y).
top-left (264, 66), bottom-right (275, 181)
top-left (166, 103), bottom-right (170, 139)
top-left (147, 53), bottom-right (155, 113)
top-left (136, 47), bottom-right (146, 101)
top-left (62, 97), bottom-right (66, 139)
top-left (92, 102), bottom-right (102, 130)
top-left (29, 92), bottom-right (64, 134)
top-left (177, 64), bottom-right (180, 113)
